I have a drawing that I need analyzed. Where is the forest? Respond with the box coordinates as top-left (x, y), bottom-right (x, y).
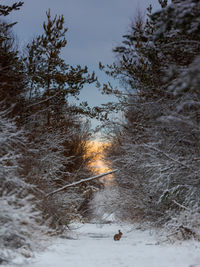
top-left (0, 0), bottom-right (200, 265)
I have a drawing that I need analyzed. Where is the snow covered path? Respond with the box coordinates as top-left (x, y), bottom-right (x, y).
top-left (10, 223), bottom-right (200, 267)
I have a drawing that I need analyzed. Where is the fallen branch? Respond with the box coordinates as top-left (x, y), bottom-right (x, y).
top-left (45, 169), bottom-right (118, 198)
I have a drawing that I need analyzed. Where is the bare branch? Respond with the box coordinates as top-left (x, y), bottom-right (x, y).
top-left (45, 169), bottom-right (118, 197)
top-left (172, 200), bottom-right (190, 211)
top-left (27, 91), bottom-right (61, 108)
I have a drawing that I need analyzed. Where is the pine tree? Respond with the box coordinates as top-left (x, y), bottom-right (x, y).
top-left (0, 3), bottom-right (25, 116)
top-left (25, 9), bottom-right (96, 126)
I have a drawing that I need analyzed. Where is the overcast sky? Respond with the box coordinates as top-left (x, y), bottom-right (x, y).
top-left (7, 0), bottom-right (161, 127)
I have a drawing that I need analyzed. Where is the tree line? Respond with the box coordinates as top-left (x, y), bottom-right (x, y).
top-left (97, 0), bottom-right (200, 239)
top-left (0, 2), bottom-right (101, 263)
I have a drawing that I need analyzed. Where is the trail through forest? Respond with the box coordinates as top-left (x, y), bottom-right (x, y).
top-left (5, 223), bottom-right (200, 267)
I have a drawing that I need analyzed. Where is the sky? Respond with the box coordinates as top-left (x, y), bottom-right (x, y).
top-left (7, 0), bottom-right (161, 128)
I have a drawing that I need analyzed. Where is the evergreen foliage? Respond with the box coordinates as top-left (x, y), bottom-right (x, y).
top-left (0, 11), bottom-right (25, 116)
top-left (24, 9), bottom-right (96, 126)
top-left (0, 2), bottom-right (23, 16)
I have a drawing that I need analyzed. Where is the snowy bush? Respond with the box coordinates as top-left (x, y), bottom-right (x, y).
top-left (21, 114), bottom-right (94, 230)
top-left (164, 206), bottom-right (200, 241)
top-left (0, 112), bottom-right (42, 264)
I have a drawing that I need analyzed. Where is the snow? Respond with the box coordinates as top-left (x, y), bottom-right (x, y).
top-left (3, 223), bottom-right (200, 267)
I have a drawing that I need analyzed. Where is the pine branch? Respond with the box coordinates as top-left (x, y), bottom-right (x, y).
top-left (0, 2), bottom-right (23, 16)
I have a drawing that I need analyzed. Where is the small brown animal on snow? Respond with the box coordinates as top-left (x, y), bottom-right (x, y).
top-left (114, 230), bottom-right (123, 241)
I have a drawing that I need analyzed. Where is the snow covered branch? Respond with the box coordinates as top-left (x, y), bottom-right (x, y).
top-left (45, 169), bottom-right (118, 197)
top-left (172, 200), bottom-right (190, 211)
top-left (143, 144), bottom-right (194, 171)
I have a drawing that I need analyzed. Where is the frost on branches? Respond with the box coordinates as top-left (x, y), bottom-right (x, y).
top-left (0, 112), bottom-right (42, 264)
top-left (102, 0), bottom-right (200, 238)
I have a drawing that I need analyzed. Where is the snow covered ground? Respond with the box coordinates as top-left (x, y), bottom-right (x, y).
top-left (3, 223), bottom-right (200, 267)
